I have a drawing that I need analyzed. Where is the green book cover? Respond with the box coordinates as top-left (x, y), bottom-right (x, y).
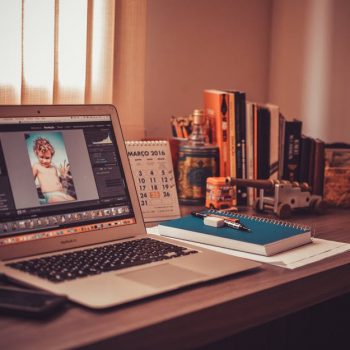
top-left (158, 211), bottom-right (311, 256)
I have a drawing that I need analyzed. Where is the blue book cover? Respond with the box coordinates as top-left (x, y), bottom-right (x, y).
top-left (158, 210), bottom-right (312, 256)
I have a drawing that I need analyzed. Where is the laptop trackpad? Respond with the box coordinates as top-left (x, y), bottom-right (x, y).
top-left (119, 264), bottom-right (207, 288)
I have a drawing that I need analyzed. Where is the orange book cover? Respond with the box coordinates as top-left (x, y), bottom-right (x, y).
top-left (204, 89), bottom-right (230, 176)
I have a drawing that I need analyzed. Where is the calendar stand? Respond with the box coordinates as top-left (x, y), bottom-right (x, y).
top-left (125, 140), bottom-right (181, 222)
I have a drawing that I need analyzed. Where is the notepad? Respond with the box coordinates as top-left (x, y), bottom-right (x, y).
top-left (158, 210), bottom-right (312, 256)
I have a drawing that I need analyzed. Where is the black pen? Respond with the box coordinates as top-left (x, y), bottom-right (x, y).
top-left (191, 211), bottom-right (251, 232)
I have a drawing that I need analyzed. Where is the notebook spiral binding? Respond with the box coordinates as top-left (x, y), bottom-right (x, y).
top-left (125, 140), bottom-right (168, 146)
top-left (207, 209), bottom-right (315, 237)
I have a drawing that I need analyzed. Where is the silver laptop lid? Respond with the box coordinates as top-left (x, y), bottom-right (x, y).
top-left (0, 105), bottom-right (146, 260)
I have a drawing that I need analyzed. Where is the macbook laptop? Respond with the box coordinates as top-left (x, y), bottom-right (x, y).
top-left (0, 104), bottom-right (260, 309)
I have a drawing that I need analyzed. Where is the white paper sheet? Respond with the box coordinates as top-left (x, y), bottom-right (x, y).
top-left (147, 226), bottom-right (350, 269)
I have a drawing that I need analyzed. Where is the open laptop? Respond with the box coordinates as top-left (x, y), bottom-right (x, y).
top-left (0, 104), bottom-right (260, 309)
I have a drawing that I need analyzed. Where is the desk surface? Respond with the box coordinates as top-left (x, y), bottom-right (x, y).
top-left (1, 207), bottom-right (350, 349)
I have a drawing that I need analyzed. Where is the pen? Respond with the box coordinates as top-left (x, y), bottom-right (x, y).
top-left (191, 211), bottom-right (251, 232)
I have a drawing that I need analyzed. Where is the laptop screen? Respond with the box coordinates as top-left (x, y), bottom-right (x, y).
top-left (0, 114), bottom-right (136, 246)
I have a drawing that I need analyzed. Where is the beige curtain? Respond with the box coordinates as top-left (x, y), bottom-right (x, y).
top-left (0, 0), bottom-right (146, 138)
top-left (0, 0), bottom-right (115, 105)
top-left (113, 0), bottom-right (147, 140)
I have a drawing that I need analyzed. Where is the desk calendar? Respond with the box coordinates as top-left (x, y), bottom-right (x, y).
top-left (125, 140), bottom-right (181, 222)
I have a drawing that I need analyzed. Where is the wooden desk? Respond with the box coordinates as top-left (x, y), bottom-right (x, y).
top-left (1, 207), bottom-right (350, 349)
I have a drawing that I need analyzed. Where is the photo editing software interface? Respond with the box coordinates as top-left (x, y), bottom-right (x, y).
top-left (0, 115), bottom-right (135, 246)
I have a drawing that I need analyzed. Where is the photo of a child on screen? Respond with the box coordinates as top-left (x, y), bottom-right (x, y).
top-left (26, 132), bottom-right (77, 204)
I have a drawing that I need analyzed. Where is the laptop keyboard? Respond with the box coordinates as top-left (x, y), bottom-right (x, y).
top-left (6, 238), bottom-right (198, 283)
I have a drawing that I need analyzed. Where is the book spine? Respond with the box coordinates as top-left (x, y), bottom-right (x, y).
top-left (312, 138), bottom-right (325, 195)
top-left (228, 92), bottom-right (237, 206)
top-left (240, 93), bottom-right (247, 201)
top-left (282, 120), bottom-right (302, 182)
top-left (265, 103), bottom-right (280, 180)
top-left (234, 92), bottom-right (247, 205)
top-left (204, 91), bottom-right (218, 146)
top-left (256, 106), bottom-right (270, 179)
top-left (228, 93), bottom-right (236, 178)
top-left (278, 113), bottom-right (286, 179)
top-left (204, 90), bottom-right (230, 176)
top-left (298, 135), bottom-right (312, 183)
top-left (308, 138), bottom-right (316, 188)
top-left (253, 103), bottom-right (258, 201)
top-left (221, 93), bottom-right (230, 177)
top-left (245, 102), bottom-right (254, 206)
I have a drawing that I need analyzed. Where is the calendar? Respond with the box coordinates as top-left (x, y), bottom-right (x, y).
top-left (125, 140), bottom-right (181, 222)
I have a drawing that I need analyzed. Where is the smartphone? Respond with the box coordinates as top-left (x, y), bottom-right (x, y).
top-left (0, 286), bottom-right (67, 317)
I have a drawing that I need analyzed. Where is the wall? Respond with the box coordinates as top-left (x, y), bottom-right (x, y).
top-left (268, 0), bottom-right (350, 143)
top-left (144, 0), bottom-right (273, 138)
top-left (142, 0), bottom-right (349, 143)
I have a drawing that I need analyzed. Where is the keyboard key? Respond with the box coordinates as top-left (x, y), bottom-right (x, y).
top-left (6, 238), bottom-right (198, 283)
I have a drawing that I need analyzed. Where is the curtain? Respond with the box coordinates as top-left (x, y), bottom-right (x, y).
top-left (0, 0), bottom-right (115, 105)
top-left (113, 0), bottom-right (147, 140)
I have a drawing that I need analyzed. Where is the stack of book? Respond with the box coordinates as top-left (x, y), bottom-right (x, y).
top-left (279, 117), bottom-right (325, 196)
top-left (203, 89), bottom-right (326, 206)
top-left (204, 89), bottom-right (247, 206)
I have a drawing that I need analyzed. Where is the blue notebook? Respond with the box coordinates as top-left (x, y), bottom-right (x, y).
top-left (158, 210), bottom-right (312, 256)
